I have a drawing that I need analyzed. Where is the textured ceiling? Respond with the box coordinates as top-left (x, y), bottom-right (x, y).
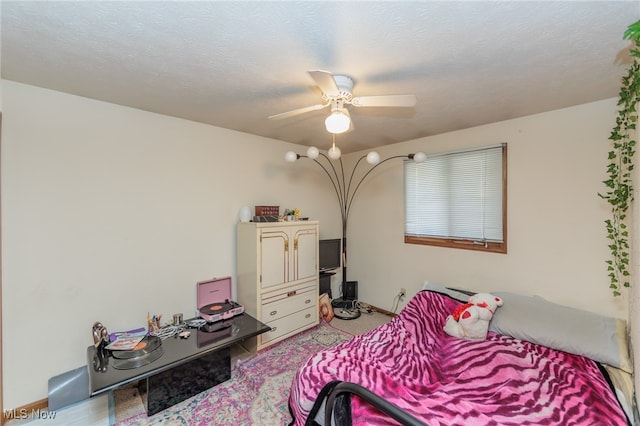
top-left (2, 1), bottom-right (638, 153)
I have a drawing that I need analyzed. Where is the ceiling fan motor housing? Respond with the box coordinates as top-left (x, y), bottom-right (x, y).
top-left (328, 75), bottom-right (354, 102)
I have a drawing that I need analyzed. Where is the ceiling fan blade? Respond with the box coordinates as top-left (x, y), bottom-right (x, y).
top-left (308, 70), bottom-right (340, 97)
top-left (268, 103), bottom-right (328, 120)
top-left (351, 94), bottom-right (417, 108)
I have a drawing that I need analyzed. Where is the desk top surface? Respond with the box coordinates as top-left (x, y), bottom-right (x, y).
top-left (87, 313), bottom-right (270, 395)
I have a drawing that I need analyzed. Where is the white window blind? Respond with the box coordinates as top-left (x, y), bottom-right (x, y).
top-left (405, 144), bottom-right (504, 243)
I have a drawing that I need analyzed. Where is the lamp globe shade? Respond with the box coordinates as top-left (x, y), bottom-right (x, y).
top-left (285, 151), bottom-right (298, 162)
top-left (307, 146), bottom-right (320, 159)
top-left (328, 145), bottom-right (342, 160)
top-left (413, 152), bottom-right (427, 163)
top-left (366, 151), bottom-right (381, 165)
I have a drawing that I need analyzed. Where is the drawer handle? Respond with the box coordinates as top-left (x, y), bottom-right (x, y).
top-left (287, 290), bottom-right (297, 297)
top-left (305, 313), bottom-right (311, 319)
top-left (305, 299), bottom-right (311, 304)
top-left (270, 327), bottom-right (277, 333)
top-left (270, 310), bottom-right (277, 316)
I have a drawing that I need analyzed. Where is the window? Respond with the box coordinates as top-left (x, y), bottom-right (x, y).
top-left (404, 144), bottom-right (507, 253)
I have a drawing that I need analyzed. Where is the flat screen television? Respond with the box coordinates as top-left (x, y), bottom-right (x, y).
top-left (319, 238), bottom-right (341, 272)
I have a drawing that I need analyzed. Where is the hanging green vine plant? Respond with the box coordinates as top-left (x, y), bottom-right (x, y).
top-left (599, 19), bottom-right (640, 296)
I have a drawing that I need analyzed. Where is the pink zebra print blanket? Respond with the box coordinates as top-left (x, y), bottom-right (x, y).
top-left (289, 290), bottom-right (628, 425)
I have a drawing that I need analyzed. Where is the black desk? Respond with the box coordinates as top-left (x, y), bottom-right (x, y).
top-left (87, 313), bottom-right (270, 415)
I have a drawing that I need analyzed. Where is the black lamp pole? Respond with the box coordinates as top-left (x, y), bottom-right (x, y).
top-left (286, 149), bottom-right (426, 301)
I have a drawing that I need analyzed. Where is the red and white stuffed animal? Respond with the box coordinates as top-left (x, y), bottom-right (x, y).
top-left (443, 293), bottom-right (503, 340)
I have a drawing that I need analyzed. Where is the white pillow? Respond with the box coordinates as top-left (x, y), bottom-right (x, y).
top-left (488, 292), bottom-right (631, 373)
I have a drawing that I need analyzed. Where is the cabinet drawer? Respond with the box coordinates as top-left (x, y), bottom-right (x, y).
top-left (262, 289), bottom-right (317, 321)
top-left (261, 306), bottom-right (318, 345)
top-left (261, 280), bottom-right (316, 303)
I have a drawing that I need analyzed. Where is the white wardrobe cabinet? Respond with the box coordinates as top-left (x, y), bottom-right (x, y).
top-left (237, 221), bottom-right (319, 350)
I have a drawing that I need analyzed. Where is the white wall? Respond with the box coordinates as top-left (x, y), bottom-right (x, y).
top-left (0, 80), bottom-right (341, 408)
top-left (346, 99), bottom-right (628, 319)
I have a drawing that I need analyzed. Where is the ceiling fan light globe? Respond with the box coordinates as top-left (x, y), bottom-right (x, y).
top-left (325, 111), bottom-right (350, 134)
top-left (285, 151), bottom-right (299, 162)
top-left (328, 146), bottom-right (342, 160)
top-left (307, 146), bottom-right (320, 159)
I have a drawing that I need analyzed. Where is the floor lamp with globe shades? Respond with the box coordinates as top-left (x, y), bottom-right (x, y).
top-left (285, 143), bottom-right (427, 314)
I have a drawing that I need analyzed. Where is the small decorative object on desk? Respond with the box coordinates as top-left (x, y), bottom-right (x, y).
top-left (173, 313), bottom-right (183, 326)
top-left (147, 313), bottom-right (163, 333)
top-left (284, 208), bottom-right (300, 221)
top-left (92, 322), bottom-right (110, 348)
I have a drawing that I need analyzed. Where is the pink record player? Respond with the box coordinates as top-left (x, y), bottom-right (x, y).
top-left (197, 276), bottom-right (244, 323)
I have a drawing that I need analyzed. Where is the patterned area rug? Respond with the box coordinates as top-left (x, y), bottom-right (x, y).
top-left (113, 322), bottom-right (351, 425)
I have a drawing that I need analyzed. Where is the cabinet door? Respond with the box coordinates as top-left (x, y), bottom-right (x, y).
top-left (294, 227), bottom-right (318, 281)
top-left (260, 230), bottom-right (289, 288)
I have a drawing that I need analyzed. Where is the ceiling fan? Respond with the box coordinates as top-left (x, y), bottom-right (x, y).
top-left (268, 70), bottom-right (417, 134)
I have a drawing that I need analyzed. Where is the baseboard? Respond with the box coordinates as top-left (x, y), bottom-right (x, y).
top-left (330, 300), bottom-right (397, 318)
top-left (3, 398), bottom-right (48, 423)
top-left (367, 304), bottom-right (397, 317)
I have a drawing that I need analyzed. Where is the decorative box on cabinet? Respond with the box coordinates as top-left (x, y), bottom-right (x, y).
top-left (237, 221), bottom-right (319, 350)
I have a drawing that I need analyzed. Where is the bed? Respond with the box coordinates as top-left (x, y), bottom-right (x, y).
top-left (289, 283), bottom-right (635, 425)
